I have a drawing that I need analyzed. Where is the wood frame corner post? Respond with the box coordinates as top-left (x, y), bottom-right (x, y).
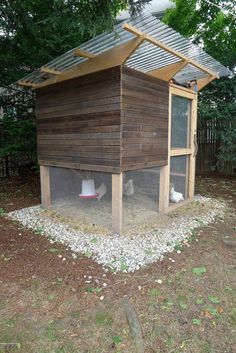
top-left (189, 95), bottom-right (198, 199)
top-left (40, 165), bottom-right (51, 208)
top-left (112, 173), bottom-right (123, 235)
top-left (159, 165), bottom-right (170, 213)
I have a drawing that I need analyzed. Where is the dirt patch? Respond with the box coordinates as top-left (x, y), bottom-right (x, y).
top-left (0, 174), bottom-right (236, 353)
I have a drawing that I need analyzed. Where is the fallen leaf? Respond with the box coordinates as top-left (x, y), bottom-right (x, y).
top-left (204, 311), bottom-right (212, 319)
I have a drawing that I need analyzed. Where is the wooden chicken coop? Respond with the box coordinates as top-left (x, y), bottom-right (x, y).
top-left (18, 14), bottom-right (230, 234)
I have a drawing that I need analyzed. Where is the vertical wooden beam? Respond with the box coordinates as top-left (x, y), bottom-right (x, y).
top-left (189, 95), bottom-right (198, 198)
top-left (185, 156), bottom-right (190, 198)
top-left (159, 88), bottom-right (172, 213)
top-left (40, 165), bottom-right (51, 208)
top-left (112, 173), bottom-right (123, 235)
top-left (159, 165), bottom-right (169, 213)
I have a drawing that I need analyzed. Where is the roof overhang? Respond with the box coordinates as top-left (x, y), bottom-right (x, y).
top-left (17, 13), bottom-right (231, 91)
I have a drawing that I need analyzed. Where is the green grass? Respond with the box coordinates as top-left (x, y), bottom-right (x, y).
top-left (95, 312), bottom-right (113, 326)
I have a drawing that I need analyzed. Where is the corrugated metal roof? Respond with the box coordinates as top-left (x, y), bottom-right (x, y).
top-left (19, 13), bottom-right (230, 86)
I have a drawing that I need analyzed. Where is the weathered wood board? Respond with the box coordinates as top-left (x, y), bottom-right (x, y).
top-left (36, 66), bottom-right (169, 172)
top-left (121, 67), bottom-right (169, 170)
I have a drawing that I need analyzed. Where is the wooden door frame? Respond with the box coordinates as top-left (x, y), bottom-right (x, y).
top-left (159, 85), bottom-right (197, 213)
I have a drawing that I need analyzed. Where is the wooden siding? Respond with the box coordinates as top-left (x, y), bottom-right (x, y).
top-left (36, 67), bottom-right (121, 173)
top-left (121, 67), bottom-right (169, 171)
top-left (36, 65), bottom-right (169, 173)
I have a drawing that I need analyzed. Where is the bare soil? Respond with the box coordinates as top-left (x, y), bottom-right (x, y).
top-left (0, 174), bottom-right (235, 353)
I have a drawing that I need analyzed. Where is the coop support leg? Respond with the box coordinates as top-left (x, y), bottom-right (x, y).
top-left (40, 165), bottom-right (51, 208)
top-left (189, 96), bottom-right (198, 199)
top-left (112, 173), bottom-right (123, 235)
top-left (159, 165), bottom-right (169, 213)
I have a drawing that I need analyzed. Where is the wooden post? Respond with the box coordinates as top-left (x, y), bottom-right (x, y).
top-left (159, 165), bottom-right (169, 213)
top-left (112, 173), bottom-right (123, 235)
top-left (189, 95), bottom-right (198, 198)
top-left (40, 165), bottom-right (51, 208)
top-left (159, 87), bottom-right (172, 213)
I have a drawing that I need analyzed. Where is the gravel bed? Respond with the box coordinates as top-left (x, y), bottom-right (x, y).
top-left (8, 196), bottom-right (225, 272)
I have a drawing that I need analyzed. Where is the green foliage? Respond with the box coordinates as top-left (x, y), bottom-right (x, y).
top-left (48, 248), bottom-right (60, 253)
top-left (0, 86), bottom-right (37, 159)
top-left (112, 335), bottom-right (123, 344)
top-left (208, 296), bottom-right (220, 304)
top-left (192, 266), bottom-right (206, 276)
top-left (195, 297), bottom-right (204, 305)
top-left (164, 0), bottom-right (236, 68)
top-left (0, 208), bottom-right (6, 216)
top-left (0, 0), bottom-right (150, 159)
top-left (95, 312), bottom-right (113, 326)
top-left (86, 287), bottom-right (102, 294)
top-left (164, 1), bottom-right (236, 168)
top-left (192, 318), bottom-right (202, 326)
top-left (198, 76), bottom-right (236, 167)
top-left (0, 117), bottom-right (37, 158)
top-left (0, 0), bottom-right (151, 86)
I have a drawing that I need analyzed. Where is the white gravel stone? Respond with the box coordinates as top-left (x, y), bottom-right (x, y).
top-left (155, 279), bottom-right (162, 284)
top-left (7, 196), bottom-right (225, 273)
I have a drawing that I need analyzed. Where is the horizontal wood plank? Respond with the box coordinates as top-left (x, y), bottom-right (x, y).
top-left (39, 160), bottom-right (121, 173)
top-left (36, 67), bottom-right (121, 171)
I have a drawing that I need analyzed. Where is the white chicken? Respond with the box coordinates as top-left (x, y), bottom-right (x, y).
top-left (123, 179), bottom-right (134, 196)
top-left (169, 185), bottom-right (184, 203)
top-left (95, 182), bottom-right (107, 201)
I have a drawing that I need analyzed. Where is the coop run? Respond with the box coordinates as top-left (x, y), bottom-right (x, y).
top-left (18, 13), bottom-right (230, 234)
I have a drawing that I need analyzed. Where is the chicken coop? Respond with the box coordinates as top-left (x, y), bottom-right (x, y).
top-left (18, 14), bottom-right (230, 234)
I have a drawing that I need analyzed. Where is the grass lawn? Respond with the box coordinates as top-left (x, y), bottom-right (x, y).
top-left (0, 174), bottom-right (235, 353)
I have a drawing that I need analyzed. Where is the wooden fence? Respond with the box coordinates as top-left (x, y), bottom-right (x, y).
top-left (0, 152), bottom-right (35, 178)
top-left (0, 122), bottom-right (35, 178)
top-left (196, 119), bottom-right (236, 175)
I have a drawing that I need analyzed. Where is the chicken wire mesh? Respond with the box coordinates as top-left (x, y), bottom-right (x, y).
top-left (47, 166), bottom-right (163, 233)
top-left (169, 155), bottom-right (189, 204)
top-left (171, 95), bottom-right (191, 149)
top-left (49, 166), bottom-right (112, 233)
top-left (123, 167), bottom-right (160, 232)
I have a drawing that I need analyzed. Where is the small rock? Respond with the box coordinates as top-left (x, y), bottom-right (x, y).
top-left (99, 295), bottom-right (104, 301)
top-left (155, 279), bottom-right (162, 284)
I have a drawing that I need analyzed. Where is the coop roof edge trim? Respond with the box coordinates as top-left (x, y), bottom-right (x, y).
top-left (17, 13), bottom-right (231, 89)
